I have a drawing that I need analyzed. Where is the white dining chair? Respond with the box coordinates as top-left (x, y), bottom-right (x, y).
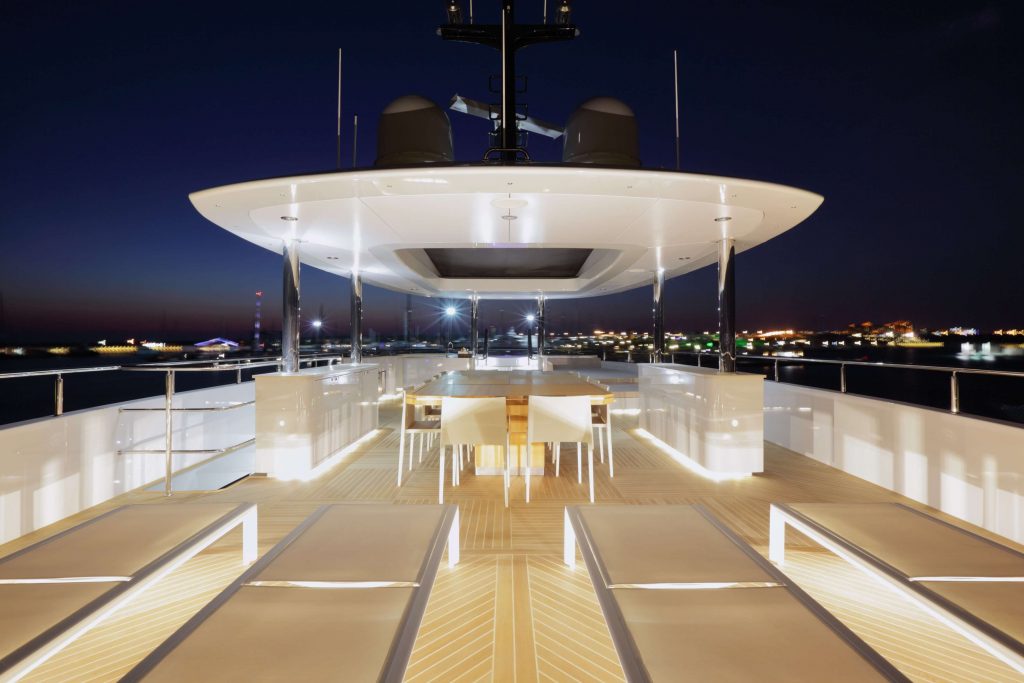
top-left (397, 388), bottom-right (442, 486)
top-left (526, 395), bottom-right (595, 504)
top-left (439, 397), bottom-right (511, 506)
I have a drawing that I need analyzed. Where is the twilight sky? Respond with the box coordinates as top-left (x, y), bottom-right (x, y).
top-left (1, 0), bottom-right (1021, 343)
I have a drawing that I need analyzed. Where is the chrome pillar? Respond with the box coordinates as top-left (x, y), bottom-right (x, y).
top-left (350, 270), bottom-right (363, 364)
top-left (652, 269), bottom-right (665, 363)
top-left (717, 238), bottom-right (736, 373)
top-left (470, 295), bottom-right (479, 369)
top-left (536, 295), bottom-right (546, 361)
top-left (281, 239), bottom-right (301, 373)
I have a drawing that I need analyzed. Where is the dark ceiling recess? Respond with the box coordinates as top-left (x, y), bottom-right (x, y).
top-left (424, 248), bottom-right (592, 279)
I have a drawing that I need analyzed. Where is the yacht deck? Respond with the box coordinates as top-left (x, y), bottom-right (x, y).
top-left (4, 401), bottom-right (1022, 682)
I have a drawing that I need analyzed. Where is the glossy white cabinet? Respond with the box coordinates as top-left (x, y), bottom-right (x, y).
top-left (639, 364), bottom-right (764, 475)
top-left (255, 364), bottom-right (379, 480)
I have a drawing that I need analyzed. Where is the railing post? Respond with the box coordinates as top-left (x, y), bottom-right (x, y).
top-left (54, 374), bottom-right (64, 416)
top-left (164, 369), bottom-right (175, 497)
top-left (236, 367), bottom-right (242, 384)
top-left (697, 352), bottom-right (702, 368)
top-left (774, 358), bottom-right (779, 382)
top-left (840, 363), bottom-right (847, 393)
top-left (950, 371), bottom-right (960, 414)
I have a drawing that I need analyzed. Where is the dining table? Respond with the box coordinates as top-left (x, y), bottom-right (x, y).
top-left (401, 370), bottom-right (614, 476)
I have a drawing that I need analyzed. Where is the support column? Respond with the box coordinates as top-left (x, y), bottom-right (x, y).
top-left (653, 268), bottom-right (665, 363)
top-left (470, 295), bottom-right (480, 369)
top-left (350, 270), bottom-right (363, 364)
top-left (536, 295), bottom-right (546, 362)
top-left (718, 238), bottom-right (736, 372)
top-left (281, 239), bottom-right (301, 373)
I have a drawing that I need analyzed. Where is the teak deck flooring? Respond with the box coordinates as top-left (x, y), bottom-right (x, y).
top-left (4, 402), bottom-right (1023, 682)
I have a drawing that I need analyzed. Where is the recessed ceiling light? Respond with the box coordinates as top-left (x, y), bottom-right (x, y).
top-left (678, 256), bottom-right (691, 260)
top-left (326, 256), bottom-right (340, 260)
top-left (504, 215), bottom-right (518, 221)
top-left (281, 216), bottom-right (298, 221)
top-left (714, 216), bottom-right (732, 222)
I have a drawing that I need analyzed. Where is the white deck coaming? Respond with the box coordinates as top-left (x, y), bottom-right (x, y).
top-left (189, 165), bottom-right (823, 299)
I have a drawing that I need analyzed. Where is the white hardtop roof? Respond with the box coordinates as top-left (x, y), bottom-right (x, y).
top-left (190, 164), bottom-right (822, 300)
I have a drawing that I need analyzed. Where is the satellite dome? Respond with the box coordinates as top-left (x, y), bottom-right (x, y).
top-left (562, 97), bottom-right (640, 168)
top-left (375, 95), bottom-right (454, 166)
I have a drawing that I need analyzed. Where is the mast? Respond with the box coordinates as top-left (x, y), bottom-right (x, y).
top-left (439, 0), bottom-right (578, 162)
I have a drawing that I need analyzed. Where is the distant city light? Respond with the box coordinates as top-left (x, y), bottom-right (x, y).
top-left (312, 320), bottom-right (322, 328)
top-left (445, 306), bottom-right (456, 316)
top-left (526, 314), bottom-right (536, 323)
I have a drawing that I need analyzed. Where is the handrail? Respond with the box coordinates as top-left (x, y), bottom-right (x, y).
top-left (664, 350), bottom-right (1024, 417)
top-left (0, 366), bottom-right (122, 416)
top-left (134, 354), bottom-right (343, 368)
top-left (0, 354), bottom-right (343, 495)
top-left (0, 365), bottom-right (122, 380)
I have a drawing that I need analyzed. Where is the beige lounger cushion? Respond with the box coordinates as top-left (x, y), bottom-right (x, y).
top-left (0, 582), bottom-right (119, 658)
top-left (137, 586), bottom-right (414, 682)
top-left (254, 504), bottom-right (447, 583)
top-left (0, 504), bottom-right (242, 580)
top-left (615, 588), bottom-right (890, 682)
top-left (919, 581), bottom-right (1024, 644)
top-left (578, 506), bottom-right (775, 585)
top-left (790, 503), bottom-right (1024, 578)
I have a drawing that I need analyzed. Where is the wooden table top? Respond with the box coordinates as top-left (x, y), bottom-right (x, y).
top-left (407, 370), bottom-right (613, 401)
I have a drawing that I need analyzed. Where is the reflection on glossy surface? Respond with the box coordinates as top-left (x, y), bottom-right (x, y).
top-left (255, 365), bottom-right (379, 480)
top-left (639, 364), bottom-right (763, 475)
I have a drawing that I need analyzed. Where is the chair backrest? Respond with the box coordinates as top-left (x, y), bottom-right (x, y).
top-left (440, 397), bottom-right (508, 446)
top-left (527, 395), bottom-right (594, 445)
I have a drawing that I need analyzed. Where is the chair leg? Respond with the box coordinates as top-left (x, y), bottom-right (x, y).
top-left (408, 433), bottom-right (415, 471)
top-left (577, 443), bottom-right (582, 484)
top-left (418, 432), bottom-right (424, 463)
top-left (439, 447), bottom-right (445, 505)
top-left (503, 439), bottom-right (510, 508)
top-left (452, 445), bottom-right (458, 486)
top-left (597, 425), bottom-right (605, 463)
top-left (588, 443), bottom-right (595, 503)
top-left (607, 415), bottom-right (614, 478)
top-left (555, 443), bottom-right (561, 476)
top-left (525, 443), bottom-right (531, 504)
top-left (397, 421), bottom-right (406, 487)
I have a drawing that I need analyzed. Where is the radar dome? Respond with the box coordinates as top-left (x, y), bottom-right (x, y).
top-left (375, 95), bottom-right (454, 167)
top-left (562, 97), bottom-right (640, 168)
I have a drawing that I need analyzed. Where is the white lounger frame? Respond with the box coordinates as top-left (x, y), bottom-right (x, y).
top-left (770, 502), bottom-right (1024, 675)
top-left (0, 503), bottom-right (257, 683)
top-left (122, 503), bottom-right (459, 683)
top-left (565, 504), bottom-right (907, 683)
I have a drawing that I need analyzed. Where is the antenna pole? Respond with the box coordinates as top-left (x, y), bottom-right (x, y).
top-left (336, 49), bottom-right (342, 170)
top-left (470, 0), bottom-right (474, 24)
top-left (500, 1), bottom-right (516, 162)
top-left (543, 0), bottom-right (547, 24)
top-left (352, 114), bottom-right (359, 167)
top-left (673, 49), bottom-right (680, 171)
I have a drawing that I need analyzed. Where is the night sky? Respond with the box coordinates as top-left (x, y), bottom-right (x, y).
top-left (2, 1), bottom-right (1022, 343)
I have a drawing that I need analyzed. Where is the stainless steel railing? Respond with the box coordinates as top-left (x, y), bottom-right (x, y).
top-left (0, 354), bottom-right (346, 496)
top-left (664, 350), bottom-right (1024, 417)
top-left (0, 366), bottom-right (122, 416)
top-left (119, 355), bottom-right (345, 497)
